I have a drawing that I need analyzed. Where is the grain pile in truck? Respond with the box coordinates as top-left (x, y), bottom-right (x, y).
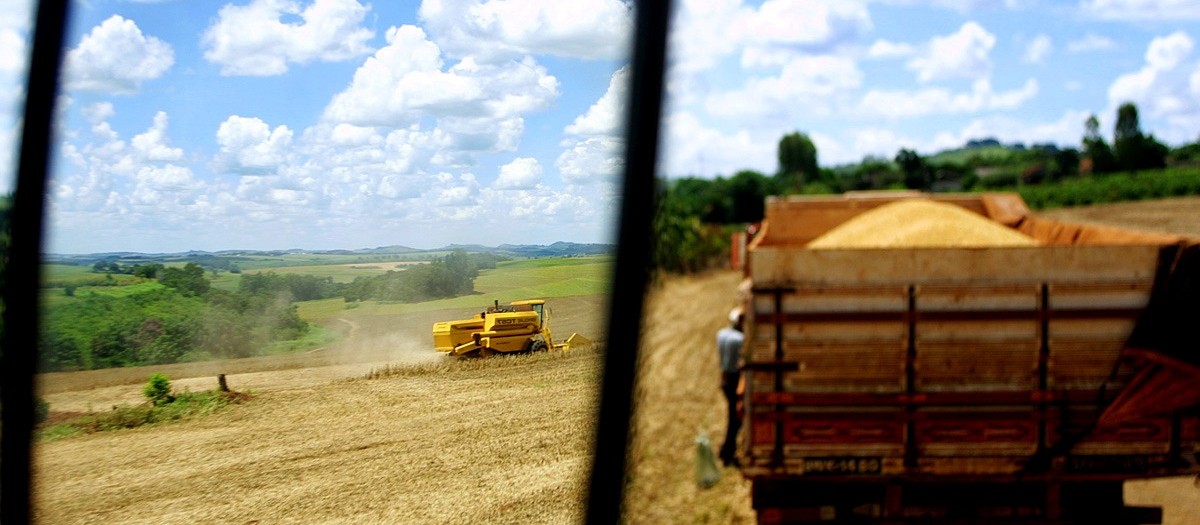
top-left (738, 191), bottom-right (1200, 524)
top-left (806, 199), bottom-right (1038, 249)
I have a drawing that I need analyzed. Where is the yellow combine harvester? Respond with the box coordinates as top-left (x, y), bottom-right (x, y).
top-left (431, 299), bottom-right (589, 357)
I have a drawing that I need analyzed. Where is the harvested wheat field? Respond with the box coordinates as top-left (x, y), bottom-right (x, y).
top-left (34, 298), bottom-right (605, 525)
top-left (1039, 196), bottom-right (1200, 238)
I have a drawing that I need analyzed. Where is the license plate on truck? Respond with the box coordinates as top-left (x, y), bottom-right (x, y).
top-left (801, 456), bottom-right (883, 475)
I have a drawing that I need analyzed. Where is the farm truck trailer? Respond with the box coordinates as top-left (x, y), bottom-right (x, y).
top-left (734, 192), bottom-right (1200, 524)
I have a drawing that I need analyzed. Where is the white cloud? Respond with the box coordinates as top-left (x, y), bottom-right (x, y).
top-left (1024, 34), bottom-right (1052, 64)
top-left (565, 66), bottom-right (628, 136)
top-left (907, 21), bottom-right (996, 82)
top-left (1107, 31), bottom-right (1200, 143)
top-left (323, 25), bottom-right (559, 156)
top-left (64, 15), bottom-right (174, 94)
top-left (556, 136), bottom-right (623, 184)
top-left (418, 0), bottom-right (633, 62)
top-left (670, 0), bottom-right (870, 74)
top-left (0, 2), bottom-right (30, 77)
top-left (1145, 31), bottom-right (1193, 70)
top-left (1067, 33), bottom-right (1117, 53)
top-left (867, 39), bottom-right (916, 59)
top-left (557, 67), bottom-right (628, 185)
top-left (735, 0), bottom-right (872, 64)
top-left (705, 55), bottom-right (862, 118)
top-left (131, 111), bottom-right (183, 162)
top-left (494, 157), bottom-right (542, 190)
top-left (215, 115), bottom-right (295, 172)
top-left (937, 109), bottom-right (1092, 150)
top-left (659, 111), bottom-right (775, 177)
top-left (51, 107), bottom-right (210, 231)
top-left (858, 78), bottom-right (1039, 118)
top-left (1081, 0), bottom-right (1200, 21)
top-left (202, 0), bottom-right (374, 76)
top-left (0, 0), bottom-right (31, 193)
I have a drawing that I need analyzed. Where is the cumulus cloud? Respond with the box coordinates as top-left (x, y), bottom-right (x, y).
top-left (1081, 0), bottom-right (1200, 21)
top-left (323, 24), bottom-right (558, 159)
top-left (1107, 31), bottom-right (1200, 142)
top-left (705, 55), bottom-right (862, 118)
top-left (0, 1), bottom-right (30, 78)
top-left (215, 115), bottom-right (295, 172)
top-left (52, 107), bottom-right (205, 231)
top-left (858, 78), bottom-right (1039, 118)
top-left (0, 0), bottom-right (31, 193)
top-left (867, 39), bottom-right (916, 59)
top-left (556, 67), bottom-right (628, 185)
top-left (670, 0), bottom-right (870, 74)
top-left (494, 157), bottom-right (542, 189)
top-left (202, 0), bottom-right (374, 76)
top-left (565, 66), bottom-right (628, 136)
top-left (1024, 34), bottom-right (1052, 64)
top-left (734, 0), bottom-right (871, 65)
top-left (1068, 33), bottom-right (1117, 53)
top-left (64, 15), bottom-right (174, 93)
top-left (418, 0), bottom-right (633, 62)
top-left (907, 21), bottom-right (996, 82)
top-left (131, 111), bottom-right (183, 162)
top-left (659, 111), bottom-right (775, 177)
top-left (556, 137), bottom-right (624, 184)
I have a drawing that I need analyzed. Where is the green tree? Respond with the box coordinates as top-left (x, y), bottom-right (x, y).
top-left (1052, 148), bottom-right (1080, 180)
top-left (777, 132), bottom-right (819, 190)
top-left (159, 263), bottom-right (210, 297)
top-left (1113, 102), bottom-right (1167, 172)
top-left (131, 263), bottom-right (164, 279)
top-left (895, 148), bottom-right (931, 190)
top-left (1083, 113), bottom-right (1117, 174)
top-left (724, 170), bottom-right (776, 223)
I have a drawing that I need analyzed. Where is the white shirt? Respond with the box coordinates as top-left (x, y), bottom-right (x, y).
top-left (716, 326), bottom-right (744, 374)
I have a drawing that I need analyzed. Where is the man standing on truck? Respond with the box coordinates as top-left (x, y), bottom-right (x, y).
top-left (716, 306), bottom-right (745, 466)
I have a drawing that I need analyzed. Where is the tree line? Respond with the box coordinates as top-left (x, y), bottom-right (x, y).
top-left (653, 101), bottom-right (1199, 273)
top-left (39, 251), bottom-right (503, 371)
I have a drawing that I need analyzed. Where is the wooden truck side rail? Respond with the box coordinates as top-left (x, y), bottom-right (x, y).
top-left (739, 193), bottom-right (1200, 524)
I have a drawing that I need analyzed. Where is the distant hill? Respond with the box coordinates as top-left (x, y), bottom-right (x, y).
top-left (45, 242), bottom-right (613, 267)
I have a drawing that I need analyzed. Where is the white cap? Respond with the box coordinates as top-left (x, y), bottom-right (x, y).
top-left (729, 306), bottom-right (743, 324)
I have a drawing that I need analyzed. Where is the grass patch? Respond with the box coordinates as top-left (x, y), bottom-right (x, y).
top-left (38, 389), bottom-right (250, 441)
top-left (262, 324), bottom-right (340, 354)
top-left (241, 262), bottom-right (429, 283)
top-left (294, 256), bottom-right (612, 321)
top-left (980, 166), bottom-right (1200, 209)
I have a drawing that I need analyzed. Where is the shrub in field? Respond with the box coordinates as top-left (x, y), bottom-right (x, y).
top-left (144, 373), bottom-right (174, 406)
top-left (39, 389), bottom-right (247, 440)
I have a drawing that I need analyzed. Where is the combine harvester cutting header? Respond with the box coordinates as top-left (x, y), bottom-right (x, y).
top-left (735, 191), bottom-right (1200, 524)
top-left (432, 299), bottom-right (589, 358)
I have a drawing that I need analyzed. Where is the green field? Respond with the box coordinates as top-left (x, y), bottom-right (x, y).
top-left (295, 256), bottom-right (612, 321)
top-left (240, 262), bottom-right (429, 283)
top-left (227, 253), bottom-right (432, 270)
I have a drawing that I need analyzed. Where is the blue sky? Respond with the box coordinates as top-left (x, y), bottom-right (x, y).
top-left (0, 0), bottom-right (1198, 253)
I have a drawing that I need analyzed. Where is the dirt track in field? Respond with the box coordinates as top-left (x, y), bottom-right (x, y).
top-left (32, 198), bottom-right (1200, 524)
